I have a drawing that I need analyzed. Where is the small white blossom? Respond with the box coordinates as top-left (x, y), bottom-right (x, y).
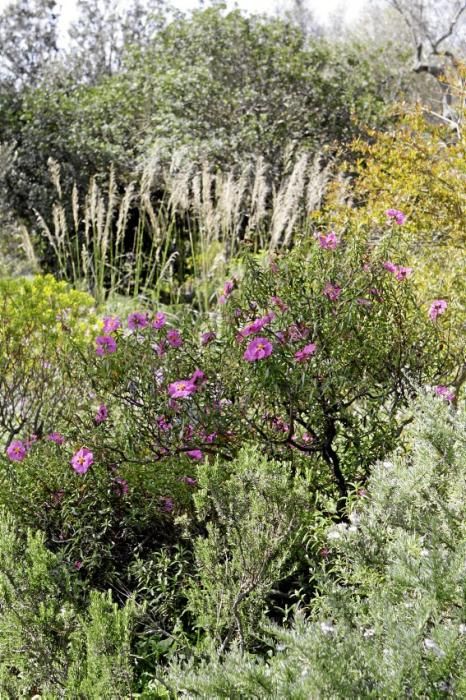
top-left (320, 621), bottom-right (335, 634)
top-left (424, 638), bottom-right (445, 657)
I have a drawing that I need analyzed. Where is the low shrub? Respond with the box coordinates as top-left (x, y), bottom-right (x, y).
top-left (166, 394), bottom-right (466, 698)
top-left (0, 509), bottom-right (135, 698)
top-left (0, 274), bottom-right (97, 443)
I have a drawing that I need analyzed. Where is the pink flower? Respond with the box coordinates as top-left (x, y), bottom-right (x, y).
top-left (428, 299), bottom-right (448, 321)
top-left (190, 369), bottom-right (205, 385)
top-left (243, 337), bottom-right (273, 362)
top-left (434, 385), bottom-right (455, 402)
top-left (160, 496), bottom-right (174, 512)
top-left (224, 280), bottom-right (235, 295)
top-left (201, 331), bottom-right (216, 346)
top-left (181, 475), bottom-right (198, 486)
top-left (113, 476), bottom-right (129, 495)
top-left (102, 316), bottom-right (121, 333)
top-left (6, 440), bottom-right (27, 462)
top-left (323, 283), bottom-right (342, 301)
top-left (74, 560), bottom-right (83, 570)
top-left (157, 416), bottom-right (171, 431)
top-left (95, 335), bottom-right (117, 356)
top-left (167, 329), bottom-right (183, 348)
top-left (294, 343), bottom-right (317, 362)
top-left (47, 432), bottom-right (65, 445)
top-left (317, 231), bottom-right (339, 249)
top-left (395, 266), bottom-right (413, 281)
top-left (71, 447), bottom-right (94, 474)
top-left (239, 313), bottom-right (275, 338)
top-left (152, 311), bottom-right (166, 329)
top-left (271, 417), bottom-right (289, 433)
top-left (127, 311), bottom-right (149, 330)
top-left (386, 208), bottom-right (406, 225)
top-left (94, 404), bottom-right (108, 425)
top-left (383, 262), bottom-right (413, 281)
top-left (271, 295), bottom-right (289, 312)
top-left (383, 261), bottom-right (398, 273)
top-left (288, 324), bottom-right (310, 342)
top-left (168, 380), bottom-right (197, 399)
top-left (186, 449), bottom-right (204, 461)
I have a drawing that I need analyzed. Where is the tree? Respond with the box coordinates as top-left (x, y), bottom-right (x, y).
top-left (386, 0), bottom-right (466, 124)
top-left (66, 0), bottom-right (167, 84)
top-left (0, 0), bottom-right (59, 88)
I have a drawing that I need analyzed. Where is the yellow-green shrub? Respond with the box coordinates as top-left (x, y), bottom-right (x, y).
top-left (313, 82), bottom-right (466, 341)
top-left (0, 275), bottom-right (97, 444)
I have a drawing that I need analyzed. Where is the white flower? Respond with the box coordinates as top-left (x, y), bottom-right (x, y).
top-left (327, 523), bottom-right (348, 541)
top-left (320, 621), bottom-right (335, 634)
top-left (424, 638), bottom-right (445, 657)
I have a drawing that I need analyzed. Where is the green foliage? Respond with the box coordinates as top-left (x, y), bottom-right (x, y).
top-left (69, 590), bottom-right (135, 699)
top-left (0, 510), bottom-right (77, 695)
top-left (0, 509), bottom-right (135, 698)
top-left (135, 7), bottom-right (388, 167)
top-left (166, 395), bottom-right (466, 698)
top-left (187, 447), bottom-right (309, 653)
top-left (0, 274), bottom-right (96, 442)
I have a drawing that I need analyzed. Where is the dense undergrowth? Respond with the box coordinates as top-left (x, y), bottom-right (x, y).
top-left (1, 1), bottom-right (466, 697)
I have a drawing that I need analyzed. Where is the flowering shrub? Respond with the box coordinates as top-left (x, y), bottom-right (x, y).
top-left (217, 230), bottom-right (452, 507)
top-left (2, 223), bottom-right (452, 550)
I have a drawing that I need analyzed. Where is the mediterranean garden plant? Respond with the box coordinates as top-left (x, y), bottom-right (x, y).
top-left (166, 394), bottom-right (466, 698)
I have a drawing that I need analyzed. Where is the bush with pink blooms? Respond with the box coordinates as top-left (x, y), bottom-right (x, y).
top-left (0, 219), bottom-right (458, 691)
top-left (1, 223), bottom-right (453, 549)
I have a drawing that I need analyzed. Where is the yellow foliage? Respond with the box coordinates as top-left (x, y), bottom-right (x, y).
top-left (315, 101), bottom-right (466, 335)
top-left (0, 274), bottom-right (98, 352)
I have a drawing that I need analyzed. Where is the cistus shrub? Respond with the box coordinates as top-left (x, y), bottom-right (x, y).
top-left (0, 219), bottom-right (453, 564)
top-left (218, 223), bottom-right (454, 506)
top-left (166, 395), bottom-right (466, 698)
top-left (65, 218), bottom-right (453, 504)
top-left (0, 274), bottom-right (97, 443)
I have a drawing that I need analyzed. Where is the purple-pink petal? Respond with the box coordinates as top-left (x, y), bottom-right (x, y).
top-left (6, 440), bottom-right (27, 462)
top-left (243, 337), bottom-right (273, 362)
top-left (71, 447), bottom-right (94, 474)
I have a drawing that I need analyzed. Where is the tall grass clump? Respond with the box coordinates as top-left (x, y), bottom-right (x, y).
top-left (31, 149), bottom-right (333, 307)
